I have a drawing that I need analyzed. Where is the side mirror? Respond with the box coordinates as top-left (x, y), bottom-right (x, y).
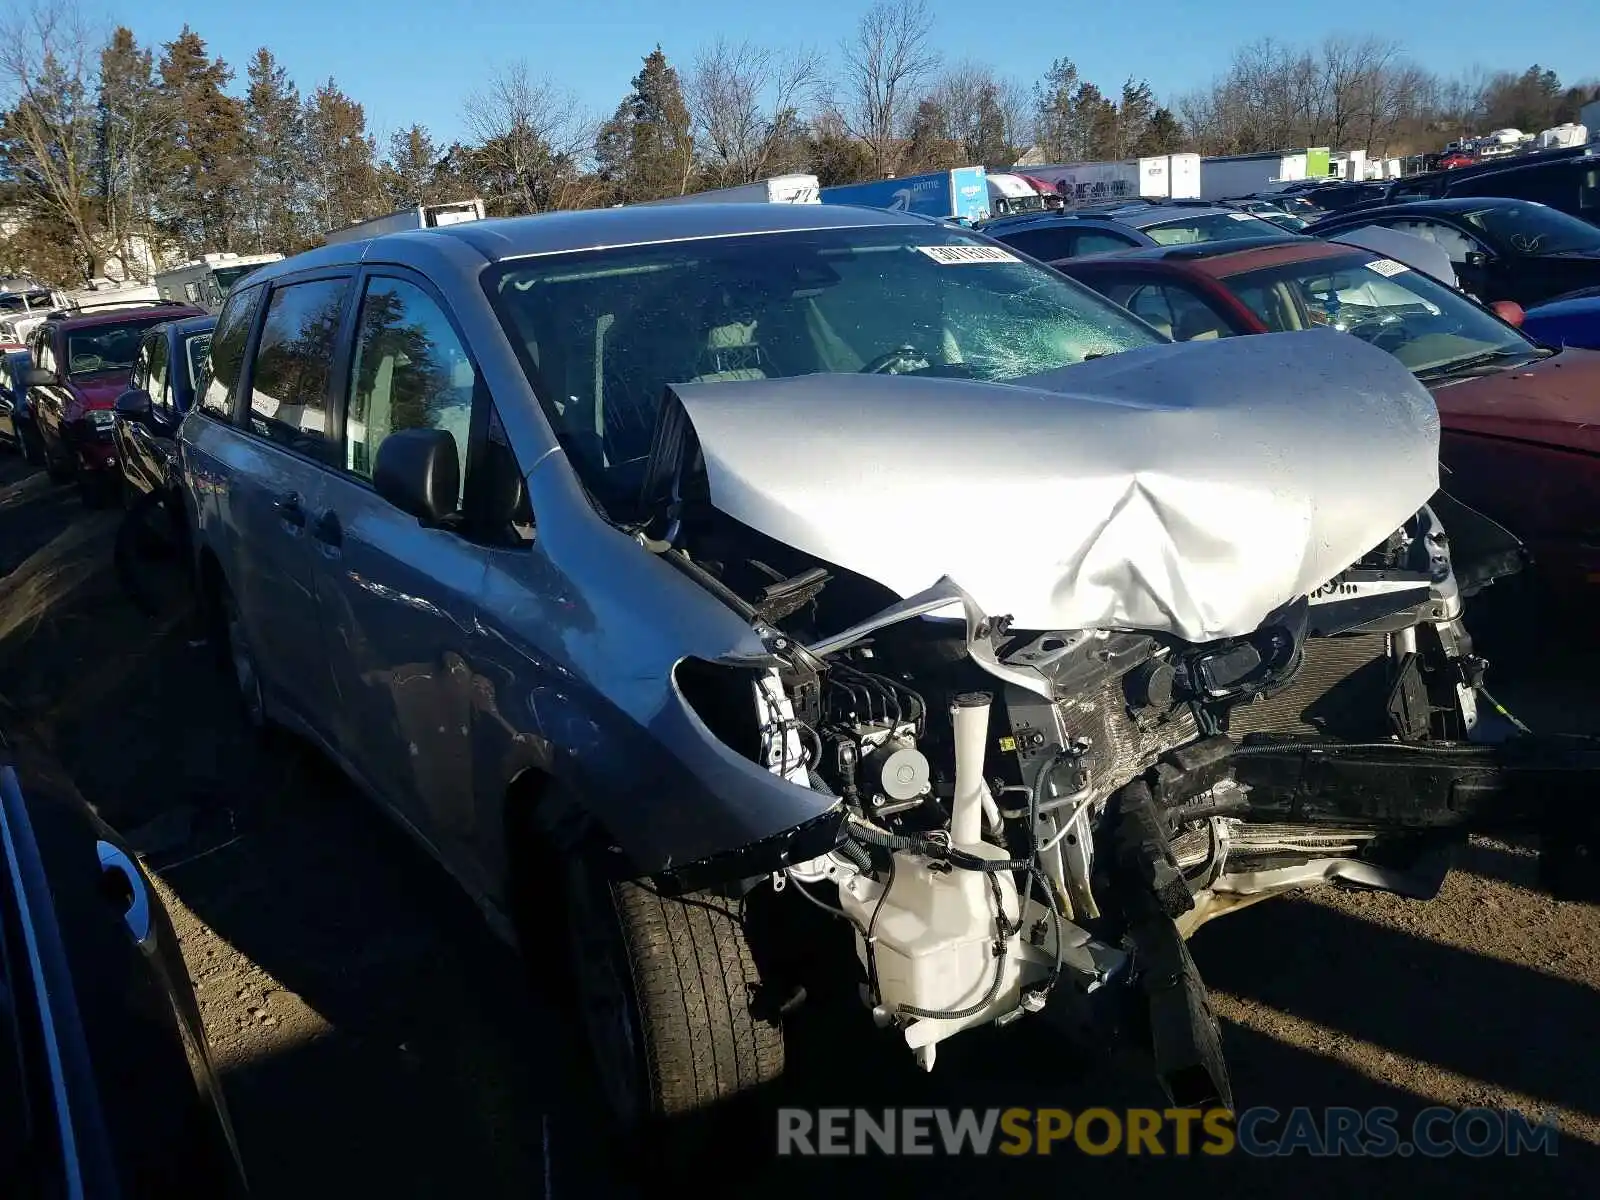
top-left (25, 365), bottom-right (56, 387)
top-left (115, 388), bottom-right (153, 420)
top-left (1489, 300), bottom-right (1525, 327)
top-left (373, 428), bottom-right (460, 525)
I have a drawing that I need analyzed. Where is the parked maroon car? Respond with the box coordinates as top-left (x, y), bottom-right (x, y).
top-left (1053, 237), bottom-right (1600, 602)
top-left (24, 301), bottom-right (206, 505)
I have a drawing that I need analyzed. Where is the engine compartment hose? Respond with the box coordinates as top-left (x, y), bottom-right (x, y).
top-left (845, 817), bottom-right (1031, 873)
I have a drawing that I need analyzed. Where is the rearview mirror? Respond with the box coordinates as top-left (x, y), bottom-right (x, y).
top-left (25, 366), bottom-right (55, 387)
top-left (373, 428), bottom-right (460, 525)
top-left (1489, 300), bottom-right (1525, 327)
top-left (114, 388), bottom-right (153, 420)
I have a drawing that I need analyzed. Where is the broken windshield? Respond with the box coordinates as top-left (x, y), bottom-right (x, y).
top-left (485, 225), bottom-right (1164, 496)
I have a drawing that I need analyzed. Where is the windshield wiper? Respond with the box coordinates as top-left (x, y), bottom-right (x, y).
top-left (1416, 346), bottom-right (1552, 382)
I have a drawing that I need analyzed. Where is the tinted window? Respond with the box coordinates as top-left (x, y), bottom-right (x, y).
top-left (345, 277), bottom-right (474, 497)
top-left (992, 227), bottom-right (1080, 261)
top-left (198, 284), bottom-right (263, 419)
top-left (246, 278), bottom-right (351, 456)
top-left (129, 341), bottom-right (150, 390)
top-left (1458, 202), bottom-right (1600, 256)
top-left (184, 332), bottom-right (213, 395)
top-left (147, 334), bottom-right (171, 407)
top-left (1073, 231), bottom-right (1139, 255)
top-left (1140, 213), bottom-right (1283, 245)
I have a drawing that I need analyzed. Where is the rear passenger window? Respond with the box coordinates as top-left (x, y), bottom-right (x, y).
top-left (344, 276), bottom-right (475, 495)
top-left (247, 278), bottom-right (351, 456)
top-left (995, 228), bottom-right (1079, 262)
top-left (1073, 231), bottom-right (1138, 255)
top-left (199, 284), bottom-right (263, 419)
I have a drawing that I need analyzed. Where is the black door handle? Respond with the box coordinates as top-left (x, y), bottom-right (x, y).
top-left (312, 509), bottom-right (342, 547)
top-left (275, 492), bottom-right (306, 527)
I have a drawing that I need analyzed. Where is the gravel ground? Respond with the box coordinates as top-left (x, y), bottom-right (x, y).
top-left (1, 451), bottom-right (1596, 1198)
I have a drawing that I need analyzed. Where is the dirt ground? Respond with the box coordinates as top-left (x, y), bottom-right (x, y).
top-left (1, 450), bottom-right (1596, 1199)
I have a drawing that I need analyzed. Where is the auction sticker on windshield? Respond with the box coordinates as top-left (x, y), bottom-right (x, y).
top-left (1366, 258), bottom-right (1410, 277)
top-left (917, 245), bottom-right (1021, 265)
top-left (1229, 213), bottom-right (1259, 221)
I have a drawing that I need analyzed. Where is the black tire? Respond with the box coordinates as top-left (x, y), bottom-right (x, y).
top-left (560, 850), bottom-right (786, 1137)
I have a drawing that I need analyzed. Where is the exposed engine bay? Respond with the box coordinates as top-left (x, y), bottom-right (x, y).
top-left (634, 341), bottom-right (1579, 1107)
top-left (666, 493), bottom-right (1494, 1102)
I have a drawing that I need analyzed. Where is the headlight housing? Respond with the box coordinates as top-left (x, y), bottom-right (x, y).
top-left (87, 409), bottom-right (116, 430)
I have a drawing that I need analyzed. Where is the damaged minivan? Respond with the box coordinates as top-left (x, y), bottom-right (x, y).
top-left (178, 202), bottom-right (1592, 1133)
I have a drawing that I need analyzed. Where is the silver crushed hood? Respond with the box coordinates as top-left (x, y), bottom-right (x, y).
top-left (665, 329), bottom-right (1441, 643)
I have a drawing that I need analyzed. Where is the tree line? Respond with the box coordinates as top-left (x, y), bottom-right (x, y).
top-left (3, 0), bottom-right (1596, 287)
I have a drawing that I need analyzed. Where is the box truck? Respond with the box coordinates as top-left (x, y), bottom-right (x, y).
top-left (820, 166), bottom-right (990, 223)
top-left (630, 174), bottom-right (821, 205)
top-left (1021, 155), bottom-right (1200, 208)
top-left (323, 199), bottom-right (487, 246)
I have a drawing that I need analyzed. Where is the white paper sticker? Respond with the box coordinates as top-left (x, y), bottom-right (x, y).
top-left (1229, 212), bottom-right (1259, 221)
top-left (1366, 258), bottom-right (1410, 277)
top-left (917, 244), bottom-right (1021, 265)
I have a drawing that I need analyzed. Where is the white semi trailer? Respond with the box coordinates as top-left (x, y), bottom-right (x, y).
top-left (1023, 154), bottom-right (1201, 208)
top-left (630, 174), bottom-right (822, 206)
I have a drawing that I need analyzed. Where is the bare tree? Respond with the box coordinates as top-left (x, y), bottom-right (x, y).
top-left (837, 0), bottom-right (940, 175)
top-left (463, 61), bottom-right (595, 213)
top-left (930, 62), bottom-right (1029, 164)
top-left (0, 1), bottom-right (106, 280)
top-left (687, 38), bottom-right (822, 186)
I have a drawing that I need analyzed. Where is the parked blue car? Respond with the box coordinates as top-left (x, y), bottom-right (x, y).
top-left (1, 345), bottom-right (45, 464)
top-left (1522, 286), bottom-right (1600, 351)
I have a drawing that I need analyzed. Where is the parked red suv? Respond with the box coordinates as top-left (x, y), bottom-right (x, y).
top-left (25, 300), bottom-right (206, 505)
top-left (1053, 238), bottom-right (1600, 603)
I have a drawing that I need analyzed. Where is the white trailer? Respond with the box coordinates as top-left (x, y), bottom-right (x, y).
top-left (1023, 155), bottom-right (1200, 208)
top-left (155, 252), bottom-right (285, 312)
top-left (323, 199), bottom-right (488, 246)
top-left (1538, 124), bottom-right (1589, 149)
top-left (631, 174), bottom-right (821, 206)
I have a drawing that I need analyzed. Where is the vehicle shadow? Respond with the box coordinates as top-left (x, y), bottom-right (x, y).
top-left (1191, 895), bottom-right (1600, 1121)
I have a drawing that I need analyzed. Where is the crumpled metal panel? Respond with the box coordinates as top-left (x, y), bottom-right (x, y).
top-left (668, 329), bottom-right (1441, 643)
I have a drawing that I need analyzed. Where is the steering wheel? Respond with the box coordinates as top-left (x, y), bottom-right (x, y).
top-left (859, 345), bottom-right (933, 375)
top-left (70, 354), bottom-right (103, 373)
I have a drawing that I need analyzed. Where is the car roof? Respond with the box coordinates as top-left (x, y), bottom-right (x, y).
top-left (990, 201), bottom-right (1260, 233)
top-left (1313, 197), bottom-right (1525, 224)
top-left (241, 202), bottom-right (936, 286)
top-left (48, 303), bottom-right (206, 331)
top-left (1057, 235), bottom-right (1346, 277)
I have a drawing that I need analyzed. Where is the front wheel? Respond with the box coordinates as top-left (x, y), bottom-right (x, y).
top-left (559, 852), bottom-right (786, 1135)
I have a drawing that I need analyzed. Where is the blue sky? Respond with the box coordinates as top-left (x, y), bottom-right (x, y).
top-left (115, 0), bottom-right (1597, 147)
